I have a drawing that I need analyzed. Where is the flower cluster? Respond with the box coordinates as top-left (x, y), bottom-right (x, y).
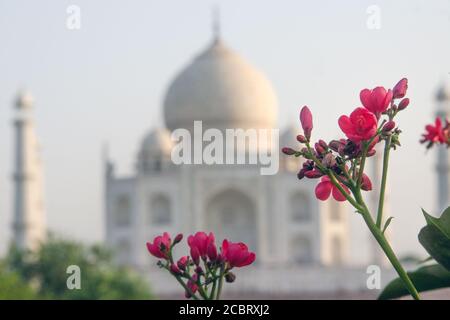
top-left (420, 117), bottom-right (450, 149)
top-left (146, 232), bottom-right (255, 300)
top-left (282, 78), bottom-right (409, 203)
top-left (281, 78), bottom-right (421, 300)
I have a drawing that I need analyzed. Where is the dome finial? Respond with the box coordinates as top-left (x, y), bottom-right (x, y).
top-left (212, 5), bottom-right (221, 43)
top-left (436, 79), bottom-right (450, 102)
top-left (15, 90), bottom-right (34, 110)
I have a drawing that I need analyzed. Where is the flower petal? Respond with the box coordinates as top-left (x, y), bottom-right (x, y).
top-left (239, 252), bottom-right (256, 267)
top-left (315, 181), bottom-right (332, 201)
top-left (360, 89), bottom-right (372, 109)
top-left (338, 115), bottom-right (353, 134)
top-left (332, 184), bottom-right (349, 202)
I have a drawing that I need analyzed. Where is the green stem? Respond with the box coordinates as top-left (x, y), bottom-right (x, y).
top-left (209, 268), bottom-right (218, 300)
top-left (351, 159), bottom-right (357, 180)
top-left (340, 164), bottom-right (354, 187)
top-left (357, 150), bottom-right (367, 188)
top-left (215, 266), bottom-right (225, 300)
top-left (376, 137), bottom-right (391, 228)
top-left (354, 190), bottom-right (420, 300)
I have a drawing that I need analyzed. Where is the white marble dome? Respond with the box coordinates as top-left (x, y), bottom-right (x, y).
top-left (140, 128), bottom-right (173, 156)
top-left (163, 38), bottom-right (278, 132)
top-left (436, 82), bottom-right (450, 102)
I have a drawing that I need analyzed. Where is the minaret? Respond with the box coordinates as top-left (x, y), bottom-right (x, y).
top-left (12, 91), bottom-right (46, 251)
top-left (435, 82), bottom-right (450, 213)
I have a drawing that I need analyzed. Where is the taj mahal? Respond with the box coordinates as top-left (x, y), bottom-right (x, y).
top-left (10, 26), bottom-right (450, 296)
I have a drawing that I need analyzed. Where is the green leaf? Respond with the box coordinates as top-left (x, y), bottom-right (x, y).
top-left (378, 264), bottom-right (450, 300)
top-left (418, 207), bottom-right (450, 271)
top-left (420, 256), bottom-right (434, 263)
top-left (382, 217), bottom-right (394, 235)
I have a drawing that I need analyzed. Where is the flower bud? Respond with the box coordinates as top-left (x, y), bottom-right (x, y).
top-left (343, 140), bottom-right (359, 157)
top-left (304, 169), bottom-right (323, 179)
top-left (195, 266), bottom-right (204, 275)
top-left (297, 135), bottom-right (307, 143)
top-left (173, 233), bottom-right (183, 245)
top-left (282, 147), bottom-right (296, 155)
top-left (398, 98), bottom-right (409, 111)
top-left (337, 139), bottom-right (348, 156)
top-left (297, 169), bottom-right (306, 180)
top-left (185, 274), bottom-right (199, 298)
top-left (225, 272), bottom-right (236, 283)
top-left (322, 153), bottom-right (336, 168)
top-left (177, 256), bottom-right (189, 271)
top-left (393, 78), bottom-right (408, 99)
top-left (361, 174), bottom-right (373, 191)
top-left (367, 149), bottom-right (376, 157)
top-left (300, 106), bottom-right (313, 140)
top-left (302, 160), bottom-right (313, 170)
top-left (328, 140), bottom-right (342, 152)
top-left (170, 263), bottom-right (182, 275)
top-left (318, 139), bottom-right (328, 149)
top-left (314, 142), bottom-right (325, 155)
top-left (382, 121), bottom-right (396, 133)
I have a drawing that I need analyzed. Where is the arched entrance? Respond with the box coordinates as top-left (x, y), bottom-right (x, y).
top-left (205, 189), bottom-right (258, 255)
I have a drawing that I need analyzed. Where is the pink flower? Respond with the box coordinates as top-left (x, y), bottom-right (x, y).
top-left (300, 106), bottom-right (313, 140)
top-left (146, 232), bottom-right (171, 259)
top-left (221, 239), bottom-right (256, 268)
top-left (421, 117), bottom-right (448, 144)
top-left (393, 78), bottom-right (408, 99)
top-left (315, 176), bottom-right (349, 202)
top-left (338, 107), bottom-right (378, 143)
top-left (188, 232), bottom-right (215, 260)
top-left (360, 86), bottom-right (393, 117)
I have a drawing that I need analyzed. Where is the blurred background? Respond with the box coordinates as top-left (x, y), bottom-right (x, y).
top-left (0, 0), bottom-right (449, 299)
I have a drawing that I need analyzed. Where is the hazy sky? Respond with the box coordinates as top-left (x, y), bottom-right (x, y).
top-left (1, 0), bottom-right (449, 263)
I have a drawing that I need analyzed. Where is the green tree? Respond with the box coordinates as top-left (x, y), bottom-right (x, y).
top-left (4, 235), bottom-right (152, 300)
top-left (0, 263), bottom-right (38, 299)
